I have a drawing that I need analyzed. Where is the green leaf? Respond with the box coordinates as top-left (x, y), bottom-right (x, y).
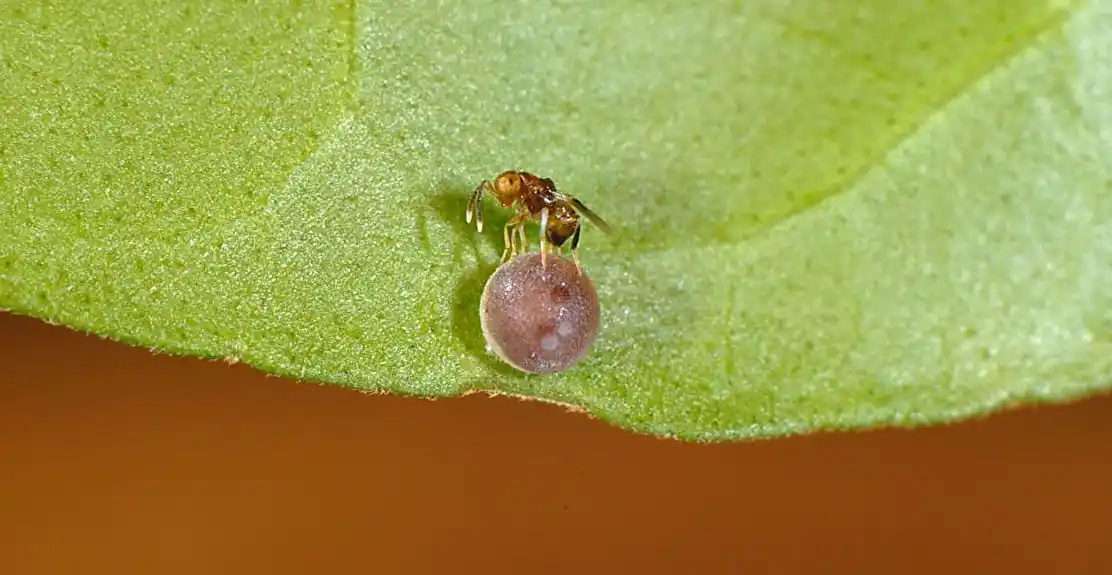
top-left (3, 0), bottom-right (1111, 441)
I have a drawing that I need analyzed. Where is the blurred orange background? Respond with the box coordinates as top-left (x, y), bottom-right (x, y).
top-left (1, 309), bottom-right (1110, 574)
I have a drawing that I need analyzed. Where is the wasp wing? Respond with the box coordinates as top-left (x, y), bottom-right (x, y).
top-left (552, 191), bottom-right (612, 233)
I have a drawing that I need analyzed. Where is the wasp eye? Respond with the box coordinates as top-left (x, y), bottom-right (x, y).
top-left (479, 253), bottom-right (600, 374)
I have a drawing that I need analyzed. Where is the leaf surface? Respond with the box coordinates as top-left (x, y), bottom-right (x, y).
top-left (2, 0), bottom-right (1111, 440)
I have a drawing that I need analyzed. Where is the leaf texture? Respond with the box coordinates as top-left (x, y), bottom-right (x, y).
top-left (2, 0), bottom-right (1110, 440)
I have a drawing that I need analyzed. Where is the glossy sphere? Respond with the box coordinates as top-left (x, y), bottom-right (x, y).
top-left (479, 253), bottom-right (600, 374)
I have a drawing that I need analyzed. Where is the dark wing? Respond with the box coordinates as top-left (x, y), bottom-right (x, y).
top-left (551, 191), bottom-right (612, 233)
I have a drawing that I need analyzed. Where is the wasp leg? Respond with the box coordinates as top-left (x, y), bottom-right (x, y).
top-left (501, 222), bottom-right (512, 262)
top-left (466, 180), bottom-right (490, 233)
top-left (569, 224), bottom-right (582, 275)
top-left (500, 214), bottom-right (528, 262)
top-left (516, 220), bottom-right (527, 255)
top-left (538, 208), bottom-right (549, 269)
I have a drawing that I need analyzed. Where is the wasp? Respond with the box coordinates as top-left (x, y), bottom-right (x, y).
top-left (466, 170), bottom-right (611, 274)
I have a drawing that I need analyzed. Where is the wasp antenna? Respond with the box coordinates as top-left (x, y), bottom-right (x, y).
top-left (468, 180), bottom-right (489, 232)
top-left (476, 199), bottom-right (484, 233)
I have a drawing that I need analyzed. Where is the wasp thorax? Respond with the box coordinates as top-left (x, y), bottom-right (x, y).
top-left (480, 252), bottom-right (600, 374)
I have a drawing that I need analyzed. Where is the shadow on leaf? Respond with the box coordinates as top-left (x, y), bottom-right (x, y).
top-left (419, 181), bottom-right (514, 263)
top-left (424, 180), bottom-right (526, 379)
top-left (450, 261), bottom-right (526, 379)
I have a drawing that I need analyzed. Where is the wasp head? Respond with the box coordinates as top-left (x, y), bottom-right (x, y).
top-left (491, 171), bottom-right (523, 207)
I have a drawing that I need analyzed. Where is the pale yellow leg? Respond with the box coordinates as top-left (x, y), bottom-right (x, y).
top-left (539, 207), bottom-right (550, 268)
top-left (501, 222), bottom-right (513, 262)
